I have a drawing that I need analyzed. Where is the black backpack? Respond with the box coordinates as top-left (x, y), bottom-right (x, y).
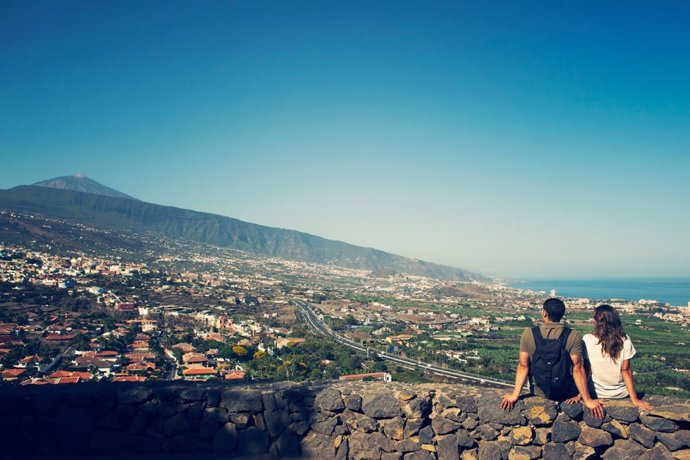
top-left (530, 326), bottom-right (575, 400)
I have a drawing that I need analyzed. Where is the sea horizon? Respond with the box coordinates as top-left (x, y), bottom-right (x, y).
top-left (509, 277), bottom-right (690, 307)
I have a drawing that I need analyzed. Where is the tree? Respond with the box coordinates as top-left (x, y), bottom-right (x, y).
top-left (345, 314), bottom-right (358, 326)
top-left (232, 346), bottom-right (248, 357)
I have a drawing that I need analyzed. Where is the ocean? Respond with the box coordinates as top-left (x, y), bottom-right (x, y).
top-left (511, 278), bottom-right (690, 307)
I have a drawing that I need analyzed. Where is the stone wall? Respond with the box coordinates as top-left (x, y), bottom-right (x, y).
top-left (1, 380), bottom-right (688, 459)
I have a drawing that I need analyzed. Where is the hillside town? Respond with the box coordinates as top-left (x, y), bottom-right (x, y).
top-left (1, 212), bottom-right (689, 395)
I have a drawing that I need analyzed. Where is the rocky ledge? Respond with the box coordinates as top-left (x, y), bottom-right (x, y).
top-left (0, 380), bottom-right (688, 459)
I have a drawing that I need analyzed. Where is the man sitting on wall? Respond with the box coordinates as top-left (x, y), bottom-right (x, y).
top-left (500, 298), bottom-right (604, 418)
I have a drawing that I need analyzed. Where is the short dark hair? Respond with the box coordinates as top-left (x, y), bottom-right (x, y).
top-left (543, 298), bottom-right (566, 322)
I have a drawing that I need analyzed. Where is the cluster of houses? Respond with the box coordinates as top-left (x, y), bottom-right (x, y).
top-left (171, 341), bottom-right (246, 382)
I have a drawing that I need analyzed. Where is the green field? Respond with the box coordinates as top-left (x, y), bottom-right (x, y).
top-left (401, 304), bottom-right (690, 399)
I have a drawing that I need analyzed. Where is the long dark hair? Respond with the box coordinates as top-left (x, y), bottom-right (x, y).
top-left (593, 304), bottom-right (626, 361)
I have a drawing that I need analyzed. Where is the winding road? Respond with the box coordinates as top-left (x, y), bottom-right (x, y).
top-left (291, 300), bottom-right (513, 389)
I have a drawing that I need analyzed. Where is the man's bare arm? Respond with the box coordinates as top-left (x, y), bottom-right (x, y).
top-left (501, 351), bottom-right (530, 411)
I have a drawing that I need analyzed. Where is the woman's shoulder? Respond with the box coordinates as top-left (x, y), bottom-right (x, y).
top-left (582, 333), bottom-right (596, 342)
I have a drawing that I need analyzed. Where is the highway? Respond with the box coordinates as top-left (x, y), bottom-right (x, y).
top-left (291, 300), bottom-right (513, 389)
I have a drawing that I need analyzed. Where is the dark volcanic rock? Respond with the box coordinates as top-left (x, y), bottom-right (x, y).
top-left (675, 429), bottom-right (690, 447)
top-left (474, 424), bottom-right (499, 441)
top-left (572, 443), bottom-right (596, 460)
top-left (640, 415), bottom-right (678, 433)
top-left (478, 398), bottom-right (525, 426)
top-left (543, 442), bottom-right (571, 460)
top-left (381, 417), bottom-right (405, 441)
top-left (510, 445), bottom-right (542, 459)
top-left (583, 409), bottom-right (606, 428)
top-left (605, 404), bottom-right (640, 423)
top-left (163, 414), bottom-right (190, 436)
top-left (163, 433), bottom-right (200, 453)
top-left (602, 439), bottom-right (646, 460)
top-left (118, 388), bottom-right (152, 405)
top-left (524, 399), bottom-right (558, 426)
top-left (312, 415), bottom-right (338, 436)
top-left (345, 394), bottom-right (363, 412)
top-left (638, 444), bottom-right (675, 460)
top-left (431, 417), bottom-right (462, 435)
top-left (510, 426), bottom-right (534, 446)
top-left (404, 451), bottom-right (434, 460)
top-left (221, 390), bottom-right (263, 413)
top-left (212, 422), bottom-right (238, 454)
top-left (559, 401), bottom-right (584, 420)
top-left (203, 407), bottom-right (229, 424)
top-left (276, 431), bottom-right (301, 458)
top-left (457, 428), bottom-right (476, 448)
top-left (404, 418), bottom-right (424, 438)
top-left (602, 419), bottom-right (629, 439)
top-left (463, 417), bottom-right (479, 430)
top-left (438, 392), bottom-right (478, 413)
top-left (577, 426), bottom-right (613, 448)
top-left (179, 389), bottom-right (206, 402)
top-left (397, 439), bottom-right (422, 453)
top-left (629, 423), bottom-right (656, 448)
top-left (335, 437), bottom-right (349, 460)
top-left (478, 441), bottom-right (503, 460)
top-left (418, 425), bottom-right (434, 444)
top-left (300, 431), bottom-right (335, 459)
top-left (656, 432), bottom-right (685, 451)
top-left (237, 426), bottom-right (270, 456)
top-left (403, 396), bottom-right (432, 419)
top-left (362, 392), bottom-right (403, 419)
top-left (349, 431), bottom-right (394, 456)
top-left (436, 434), bottom-right (459, 460)
top-left (551, 420), bottom-right (582, 443)
top-left (315, 389), bottom-right (345, 413)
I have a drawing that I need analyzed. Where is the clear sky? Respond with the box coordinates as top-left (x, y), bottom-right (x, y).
top-left (2, 1), bottom-right (689, 278)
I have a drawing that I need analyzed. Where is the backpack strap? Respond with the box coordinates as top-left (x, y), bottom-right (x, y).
top-left (559, 327), bottom-right (572, 347)
top-left (531, 326), bottom-right (545, 347)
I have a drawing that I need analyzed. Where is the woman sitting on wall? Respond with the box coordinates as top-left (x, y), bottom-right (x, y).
top-left (568, 304), bottom-right (652, 410)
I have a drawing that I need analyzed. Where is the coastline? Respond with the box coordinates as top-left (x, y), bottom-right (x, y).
top-left (508, 277), bottom-right (690, 307)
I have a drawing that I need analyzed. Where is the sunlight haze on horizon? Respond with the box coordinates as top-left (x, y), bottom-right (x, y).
top-left (2, 1), bottom-right (690, 279)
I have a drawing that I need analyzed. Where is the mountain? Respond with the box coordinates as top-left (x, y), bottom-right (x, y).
top-left (33, 174), bottom-right (136, 200)
top-left (0, 182), bottom-right (483, 281)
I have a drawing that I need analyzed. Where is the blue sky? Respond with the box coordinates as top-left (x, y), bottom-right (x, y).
top-left (1, 1), bottom-right (689, 278)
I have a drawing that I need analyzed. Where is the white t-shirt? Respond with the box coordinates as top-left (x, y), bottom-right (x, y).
top-left (582, 333), bottom-right (636, 399)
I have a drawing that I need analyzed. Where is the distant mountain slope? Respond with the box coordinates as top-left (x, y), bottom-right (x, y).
top-left (0, 185), bottom-right (482, 281)
top-left (33, 174), bottom-right (136, 200)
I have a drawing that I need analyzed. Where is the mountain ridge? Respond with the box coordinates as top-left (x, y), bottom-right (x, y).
top-left (33, 174), bottom-right (137, 200)
top-left (0, 183), bottom-right (483, 281)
